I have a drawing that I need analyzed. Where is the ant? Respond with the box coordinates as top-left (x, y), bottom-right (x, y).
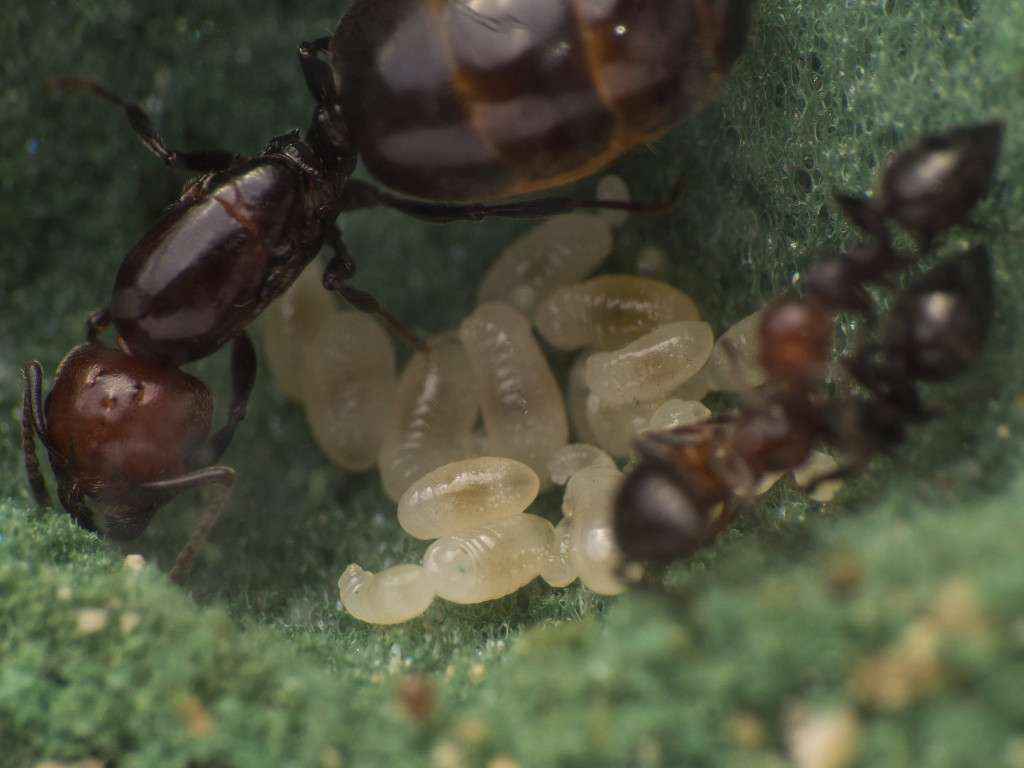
top-left (613, 122), bottom-right (1003, 565)
top-left (23, 1), bottom-right (751, 582)
top-left (21, 343), bottom-right (238, 584)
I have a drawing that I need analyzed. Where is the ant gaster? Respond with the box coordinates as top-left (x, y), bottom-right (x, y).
top-left (614, 121), bottom-right (1003, 564)
top-left (23, 2), bottom-right (754, 581)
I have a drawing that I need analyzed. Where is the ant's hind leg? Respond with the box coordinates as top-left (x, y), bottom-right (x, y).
top-left (338, 175), bottom-right (686, 223)
top-left (142, 466), bottom-right (236, 584)
top-left (322, 225), bottom-right (427, 351)
top-left (205, 333), bottom-right (258, 463)
top-left (21, 361), bottom-right (51, 508)
top-left (47, 77), bottom-right (239, 174)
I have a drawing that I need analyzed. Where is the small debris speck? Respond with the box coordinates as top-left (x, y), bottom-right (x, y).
top-left (177, 695), bottom-right (215, 738)
top-left (397, 675), bottom-right (435, 722)
top-left (431, 740), bottom-right (465, 768)
top-left (787, 706), bottom-right (860, 768)
top-left (119, 611), bottom-right (142, 634)
top-left (320, 747), bottom-right (343, 768)
top-left (76, 608), bottom-right (108, 635)
top-left (728, 712), bottom-right (767, 750)
top-left (454, 718), bottom-right (490, 746)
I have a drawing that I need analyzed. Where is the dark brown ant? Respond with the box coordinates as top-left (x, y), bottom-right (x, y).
top-left (613, 122), bottom-right (1003, 565)
top-left (21, 343), bottom-right (242, 583)
top-left (24, 2), bottom-right (753, 581)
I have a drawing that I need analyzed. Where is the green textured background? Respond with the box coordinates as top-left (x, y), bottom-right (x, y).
top-left (2, 2), bottom-right (1023, 766)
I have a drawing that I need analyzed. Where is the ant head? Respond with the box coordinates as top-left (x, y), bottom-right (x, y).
top-left (613, 461), bottom-right (708, 563)
top-left (758, 297), bottom-right (834, 384)
top-left (42, 343), bottom-right (214, 510)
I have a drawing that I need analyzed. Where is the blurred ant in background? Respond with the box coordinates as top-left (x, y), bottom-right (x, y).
top-left (614, 122), bottom-right (1004, 565)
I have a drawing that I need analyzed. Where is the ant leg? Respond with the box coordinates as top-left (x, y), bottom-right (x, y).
top-left (57, 483), bottom-right (98, 533)
top-left (21, 361), bottom-right (52, 508)
top-left (204, 333), bottom-right (258, 463)
top-left (47, 77), bottom-right (239, 173)
top-left (297, 38), bottom-right (336, 104)
top-left (322, 225), bottom-right (427, 351)
top-left (142, 467), bottom-right (236, 584)
top-left (85, 307), bottom-right (111, 342)
top-left (338, 174), bottom-right (685, 223)
top-left (834, 193), bottom-right (891, 246)
top-left (845, 347), bottom-right (926, 420)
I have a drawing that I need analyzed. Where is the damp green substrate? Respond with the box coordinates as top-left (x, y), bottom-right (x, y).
top-left (2, 2), bottom-right (1023, 766)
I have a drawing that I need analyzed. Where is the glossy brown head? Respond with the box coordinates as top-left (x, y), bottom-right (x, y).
top-left (43, 343), bottom-right (213, 499)
top-left (758, 298), bottom-right (834, 384)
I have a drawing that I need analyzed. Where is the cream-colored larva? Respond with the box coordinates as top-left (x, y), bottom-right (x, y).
top-left (634, 246), bottom-right (670, 280)
top-left (459, 303), bottom-right (569, 483)
top-left (586, 394), bottom-right (662, 459)
top-left (584, 321), bottom-right (714, 406)
top-left (793, 451), bottom-right (844, 502)
top-left (338, 564), bottom-right (436, 625)
top-left (595, 175), bottom-right (631, 228)
top-left (422, 514), bottom-right (555, 604)
top-left (540, 517), bottom-right (577, 588)
top-left (303, 311), bottom-right (397, 472)
top-left (702, 308), bottom-right (767, 392)
top-left (567, 352), bottom-right (600, 445)
top-left (477, 214), bottom-right (614, 314)
top-left (378, 334), bottom-right (480, 501)
top-left (533, 275), bottom-right (701, 352)
top-left (261, 261), bottom-right (336, 402)
top-left (548, 443), bottom-right (617, 486)
top-left (397, 457), bottom-right (540, 540)
top-left (563, 466), bottom-right (627, 596)
top-left (644, 399), bottom-right (713, 433)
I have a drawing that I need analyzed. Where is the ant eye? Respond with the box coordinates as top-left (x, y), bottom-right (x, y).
top-left (613, 463), bottom-right (706, 563)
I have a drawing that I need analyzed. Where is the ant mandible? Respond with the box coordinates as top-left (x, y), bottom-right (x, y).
top-left (23, 1), bottom-right (753, 582)
top-left (613, 122), bottom-right (1003, 564)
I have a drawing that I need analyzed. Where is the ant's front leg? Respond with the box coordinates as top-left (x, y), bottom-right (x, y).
top-left (48, 77), bottom-right (241, 174)
top-left (141, 467), bottom-right (236, 584)
top-left (204, 333), bottom-right (258, 463)
top-left (21, 361), bottom-right (51, 508)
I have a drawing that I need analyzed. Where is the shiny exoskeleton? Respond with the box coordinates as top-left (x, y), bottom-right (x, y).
top-left (21, 343), bottom-right (243, 583)
top-left (333, 0), bottom-right (753, 201)
top-left (25, 1), bottom-right (753, 579)
top-left (58, 0), bottom-right (753, 371)
top-left (613, 122), bottom-right (1003, 565)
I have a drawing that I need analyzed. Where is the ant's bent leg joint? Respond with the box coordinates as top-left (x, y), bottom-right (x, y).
top-left (86, 308), bottom-right (111, 342)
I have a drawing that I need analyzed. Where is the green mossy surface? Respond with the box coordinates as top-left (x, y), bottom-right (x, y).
top-left (2, 1), bottom-right (1023, 766)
